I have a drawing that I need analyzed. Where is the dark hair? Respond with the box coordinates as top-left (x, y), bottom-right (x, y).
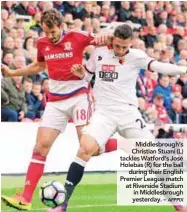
top-left (160, 74), bottom-right (169, 79)
top-left (23, 77), bottom-right (33, 83)
top-left (33, 82), bottom-right (42, 86)
top-left (41, 77), bottom-right (49, 85)
top-left (41, 8), bottom-right (63, 28)
top-left (23, 36), bottom-right (32, 50)
top-left (114, 24), bottom-right (133, 40)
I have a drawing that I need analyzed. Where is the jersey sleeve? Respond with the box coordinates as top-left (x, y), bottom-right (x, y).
top-left (135, 50), bottom-right (155, 70)
top-left (36, 40), bottom-right (45, 62)
top-left (85, 49), bottom-right (97, 74)
top-left (84, 32), bottom-right (95, 46)
top-left (74, 31), bottom-right (95, 49)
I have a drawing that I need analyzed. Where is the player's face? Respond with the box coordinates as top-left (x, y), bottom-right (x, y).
top-left (112, 37), bottom-right (132, 57)
top-left (42, 23), bottom-right (62, 44)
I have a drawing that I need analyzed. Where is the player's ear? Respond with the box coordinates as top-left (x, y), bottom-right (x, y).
top-left (60, 23), bottom-right (65, 30)
top-left (129, 41), bottom-right (132, 48)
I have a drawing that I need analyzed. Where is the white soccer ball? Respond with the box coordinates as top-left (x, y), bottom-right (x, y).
top-left (39, 181), bottom-right (66, 208)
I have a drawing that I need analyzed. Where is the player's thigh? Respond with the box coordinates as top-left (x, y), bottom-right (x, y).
top-left (40, 102), bottom-right (69, 133)
top-left (118, 127), bottom-right (154, 154)
top-left (120, 127), bottom-right (154, 139)
top-left (118, 107), bottom-right (154, 139)
top-left (82, 111), bottom-right (117, 153)
top-left (72, 94), bottom-right (94, 140)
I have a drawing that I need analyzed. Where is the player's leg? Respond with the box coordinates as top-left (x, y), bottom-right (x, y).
top-left (77, 126), bottom-right (117, 154)
top-left (23, 127), bottom-right (61, 201)
top-left (118, 104), bottom-right (154, 142)
top-left (64, 113), bottom-right (116, 210)
top-left (2, 102), bottom-right (69, 211)
top-left (46, 135), bottom-right (100, 212)
top-left (1, 127), bottom-right (61, 211)
top-left (73, 93), bottom-right (118, 153)
top-left (47, 112), bottom-right (117, 212)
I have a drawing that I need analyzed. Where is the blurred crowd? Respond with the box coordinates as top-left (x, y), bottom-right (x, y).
top-left (1, 1), bottom-right (187, 127)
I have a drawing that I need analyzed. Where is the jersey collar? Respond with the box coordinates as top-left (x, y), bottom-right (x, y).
top-left (107, 45), bottom-right (130, 56)
top-left (54, 30), bottom-right (66, 45)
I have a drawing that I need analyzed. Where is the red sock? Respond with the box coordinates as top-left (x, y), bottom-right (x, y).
top-left (23, 152), bottom-right (46, 202)
top-left (105, 138), bottom-right (117, 153)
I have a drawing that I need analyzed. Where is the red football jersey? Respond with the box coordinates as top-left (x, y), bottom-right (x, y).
top-left (37, 30), bottom-right (94, 101)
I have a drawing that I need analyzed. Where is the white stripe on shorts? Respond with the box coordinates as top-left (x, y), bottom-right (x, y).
top-left (31, 159), bottom-right (46, 164)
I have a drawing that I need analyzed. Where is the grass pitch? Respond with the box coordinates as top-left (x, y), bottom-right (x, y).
top-left (1, 173), bottom-right (176, 212)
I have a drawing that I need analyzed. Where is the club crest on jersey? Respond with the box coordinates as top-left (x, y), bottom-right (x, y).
top-left (45, 46), bottom-right (50, 51)
top-left (64, 42), bottom-right (72, 51)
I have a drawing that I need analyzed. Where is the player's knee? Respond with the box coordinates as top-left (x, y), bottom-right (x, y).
top-left (33, 141), bottom-right (52, 156)
top-left (78, 135), bottom-right (100, 161)
top-left (78, 144), bottom-right (99, 161)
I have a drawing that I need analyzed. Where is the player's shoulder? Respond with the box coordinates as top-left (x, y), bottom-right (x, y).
top-left (89, 46), bottom-right (107, 57)
top-left (36, 36), bottom-right (49, 45)
top-left (65, 29), bottom-right (90, 37)
top-left (95, 46), bottom-right (110, 54)
top-left (128, 48), bottom-right (147, 59)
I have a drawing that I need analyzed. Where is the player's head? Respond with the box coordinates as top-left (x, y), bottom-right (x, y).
top-left (112, 24), bottom-right (133, 57)
top-left (41, 8), bottom-right (63, 44)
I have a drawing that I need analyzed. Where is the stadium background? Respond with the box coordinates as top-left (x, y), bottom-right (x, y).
top-left (1, 1), bottom-right (187, 212)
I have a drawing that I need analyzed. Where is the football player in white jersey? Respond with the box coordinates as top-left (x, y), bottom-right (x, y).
top-left (48, 24), bottom-right (187, 212)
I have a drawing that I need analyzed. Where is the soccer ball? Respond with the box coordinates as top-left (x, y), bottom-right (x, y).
top-left (39, 180), bottom-right (66, 208)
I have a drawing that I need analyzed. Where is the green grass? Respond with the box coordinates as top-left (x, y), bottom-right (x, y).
top-left (1, 173), bottom-right (176, 212)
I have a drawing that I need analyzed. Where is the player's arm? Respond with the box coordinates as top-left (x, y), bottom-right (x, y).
top-left (1, 61), bottom-right (46, 77)
top-left (137, 50), bottom-right (187, 75)
top-left (149, 61), bottom-right (187, 75)
top-left (71, 49), bottom-right (97, 81)
top-left (90, 33), bottom-right (113, 46)
top-left (74, 30), bottom-right (112, 48)
top-left (71, 64), bottom-right (94, 82)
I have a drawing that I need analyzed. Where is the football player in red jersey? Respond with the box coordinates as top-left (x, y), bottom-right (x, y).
top-left (1, 8), bottom-right (116, 211)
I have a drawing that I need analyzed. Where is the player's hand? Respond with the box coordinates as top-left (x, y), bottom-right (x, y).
top-left (1, 64), bottom-right (13, 77)
top-left (91, 33), bottom-right (113, 46)
top-left (19, 111), bottom-right (25, 120)
top-left (71, 64), bottom-right (85, 79)
top-left (38, 93), bottom-right (43, 101)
